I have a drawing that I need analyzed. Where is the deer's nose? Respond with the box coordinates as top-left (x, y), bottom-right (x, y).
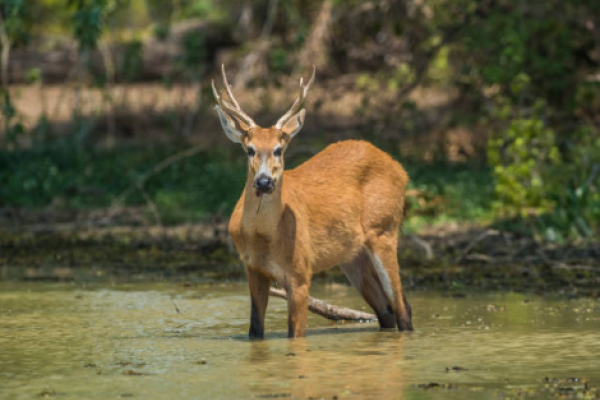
top-left (255, 175), bottom-right (273, 193)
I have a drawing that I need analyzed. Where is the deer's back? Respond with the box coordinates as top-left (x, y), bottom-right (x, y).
top-left (284, 140), bottom-right (409, 270)
top-left (286, 140), bottom-right (408, 202)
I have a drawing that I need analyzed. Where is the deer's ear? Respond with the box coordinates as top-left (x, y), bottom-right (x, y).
top-left (215, 106), bottom-right (246, 144)
top-left (281, 109), bottom-right (306, 141)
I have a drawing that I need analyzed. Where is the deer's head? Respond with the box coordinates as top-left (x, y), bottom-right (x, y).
top-left (212, 65), bottom-right (315, 195)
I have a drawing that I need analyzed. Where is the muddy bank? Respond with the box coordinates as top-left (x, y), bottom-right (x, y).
top-left (0, 223), bottom-right (237, 282)
top-left (1, 221), bottom-right (597, 296)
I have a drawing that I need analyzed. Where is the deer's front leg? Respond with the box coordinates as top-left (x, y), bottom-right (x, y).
top-left (246, 267), bottom-right (270, 340)
top-left (285, 272), bottom-right (311, 338)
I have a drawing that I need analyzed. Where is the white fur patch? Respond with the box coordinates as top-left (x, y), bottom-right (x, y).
top-left (266, 262), bottom-right (286, 285)
top-left (366, 249), bottom-right (395, 303)
top-left (258, 154), bottom-right (271, 177)
top-left (214, 105), bottom-right (243, 144)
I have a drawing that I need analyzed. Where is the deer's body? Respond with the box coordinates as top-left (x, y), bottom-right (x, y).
top-left (230, 138), bottom-right (408, 278)
top-left (212, 66), bottom-right (413, 338)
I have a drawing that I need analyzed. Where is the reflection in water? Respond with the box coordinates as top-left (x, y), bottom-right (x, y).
top-left (243, 334), bottom-right (408, 399)
top-left (0, 282), bottom-right (598, 400)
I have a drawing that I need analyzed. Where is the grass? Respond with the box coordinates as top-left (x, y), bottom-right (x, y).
top-left (0, 141), bottom-right (495, 228)
top-left (0, 142), bottom-right (245, 224)
top-left (402, 160), bottom-right (495, 232)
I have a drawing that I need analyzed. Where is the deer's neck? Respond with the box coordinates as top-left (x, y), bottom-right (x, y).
top-left (242, 173), bottom-right (283, 235)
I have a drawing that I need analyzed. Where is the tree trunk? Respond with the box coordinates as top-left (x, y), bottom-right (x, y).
top-left (297, 0), bottom-right (333, 72)
top-left (0, 14), bottom-right (11, 89)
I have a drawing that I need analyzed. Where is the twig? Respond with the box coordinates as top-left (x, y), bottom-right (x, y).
top-left (100, 145), bottom-right (204, 224)
top-left (181, 79), bottom-right (202, 138)
top-left (502, 231), bottom-right (513, 248)
top-left (233, 0), bottom-right (278, 88)
top-left (261, 0), bottom-right (279, 37)
top-left (552, 264), bottom-right (597, 271)
top-left (586, 164), bottom-right (599, 187)
top-left (536, 247), bottom-right (552, 264)
top-left (170, 297), bottom-right (181, 314)
top-left (99, 40), bottom-right (117, 146)
top-left (351, 1), bottom-right (384, 17)
top-left (464, 253), bottom-right (495, 263)
top-left (455, 229), bottom-right (500, 263)
top-left (137, 183), bottom-right (163, 227)
top-left (269, 288), bottom-right (377, 322)
top-left (507, 239), bottom-right (531, 261)
top-left (51, 54), bottom-right (79, 119)
top-left (408, 235), bottom-right (434, 259)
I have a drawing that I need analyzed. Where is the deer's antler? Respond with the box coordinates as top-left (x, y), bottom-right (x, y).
top-left (274, 65), bottom-right (316, 129)
top-left (212, 64), bottom-right (257, 129)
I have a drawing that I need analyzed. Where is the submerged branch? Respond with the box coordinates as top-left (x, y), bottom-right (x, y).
top-left (269, 288), bottom-right (377, 322)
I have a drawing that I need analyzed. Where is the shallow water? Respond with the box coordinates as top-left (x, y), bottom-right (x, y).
top-left (0, 282), bottom-right (598, 400)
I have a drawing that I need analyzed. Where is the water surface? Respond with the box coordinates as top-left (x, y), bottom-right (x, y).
top-left (1, 282), bottom-right (598, 399)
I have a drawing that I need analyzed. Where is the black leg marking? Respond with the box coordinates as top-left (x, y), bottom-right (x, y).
top-left (287, 320), bottom-right (295, 338)
top-left (403, 292), bottom-right (413, 321)
top-left (249, 298), bottom-right (264, 339)
top-left (399, 291), bottom-right (413, 331)
top-left (376, 310), bottom-right (397, 329)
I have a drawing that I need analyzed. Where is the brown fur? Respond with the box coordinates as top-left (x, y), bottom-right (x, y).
top-left (228, 135), bottom-right (413, 338)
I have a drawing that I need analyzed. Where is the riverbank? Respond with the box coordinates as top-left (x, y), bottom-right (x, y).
top-left (2, 221), bottom-right (597, 297)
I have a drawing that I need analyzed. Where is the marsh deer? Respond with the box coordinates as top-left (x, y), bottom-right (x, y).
top-left (212, 65), bottom-right (412, 338)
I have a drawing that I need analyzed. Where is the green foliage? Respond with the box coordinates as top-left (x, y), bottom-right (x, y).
top-left (387, 63), bottom-right (416, 91)
top-left (452, 0), bottom-right (597, 110)
top-left (488, 115), bottom-right (599, 239)
top-left (152, 23), bottom-right (170, 41)
top-left (182, 0), bottom-right (213, 19)
top-left (447, 0), bottom-right (600, 238)
top-left (403, 160), bottom-right (495, 233)
top-left (488, 117), bottom-right (561, 214)
top-left (0, 0), bottom-right (26, 42)
top-left (69, 0), bottom-right (109, 52)
top-left (120, 38), bottom-right (144, 82)
top-left (0, 91), bottom-right (24, 149)
top-left (542, 129), bottom-right (600, 240)
top-left (268, 47), bottom-right (288, 73)
top-left (0, 142), bottom-right (498, 228)
top-left (0, 143), bottom-right (246, 222)
top-left (178, 30), bottom-right (206, 77)
top-left (24, 67), bottom-right (42, 84)
top-left (427, 45), bottom-right (451, 84)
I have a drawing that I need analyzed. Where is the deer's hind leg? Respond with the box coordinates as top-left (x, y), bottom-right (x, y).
top-left (365, 235), bottom-right (413, 332)
top-left (339, 250), bottom-right (397, 329)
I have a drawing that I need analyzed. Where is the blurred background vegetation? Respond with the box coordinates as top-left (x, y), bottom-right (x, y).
top-left (0, 0), bottom-right (599, 244)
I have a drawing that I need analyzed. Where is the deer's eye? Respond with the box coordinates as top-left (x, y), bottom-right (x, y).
top-left (273, 147), bottom-right (282, 157)
top-left (247, 147), bottom-right (256, 157)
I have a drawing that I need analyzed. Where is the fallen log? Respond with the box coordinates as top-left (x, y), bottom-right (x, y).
top-left (268, 288), bottom-right (377, 322)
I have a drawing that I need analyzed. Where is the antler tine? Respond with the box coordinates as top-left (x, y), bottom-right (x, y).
top-left (275, 65), bottom-right (316, 129)
top-left (212, 65), bottom-right (257, 129)
top-left (211, 79), bottom-right (221, 103)
top-left (212, 78), bottom-right (237, 111)
top-left (221, 64), bottom-right (241, 110)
